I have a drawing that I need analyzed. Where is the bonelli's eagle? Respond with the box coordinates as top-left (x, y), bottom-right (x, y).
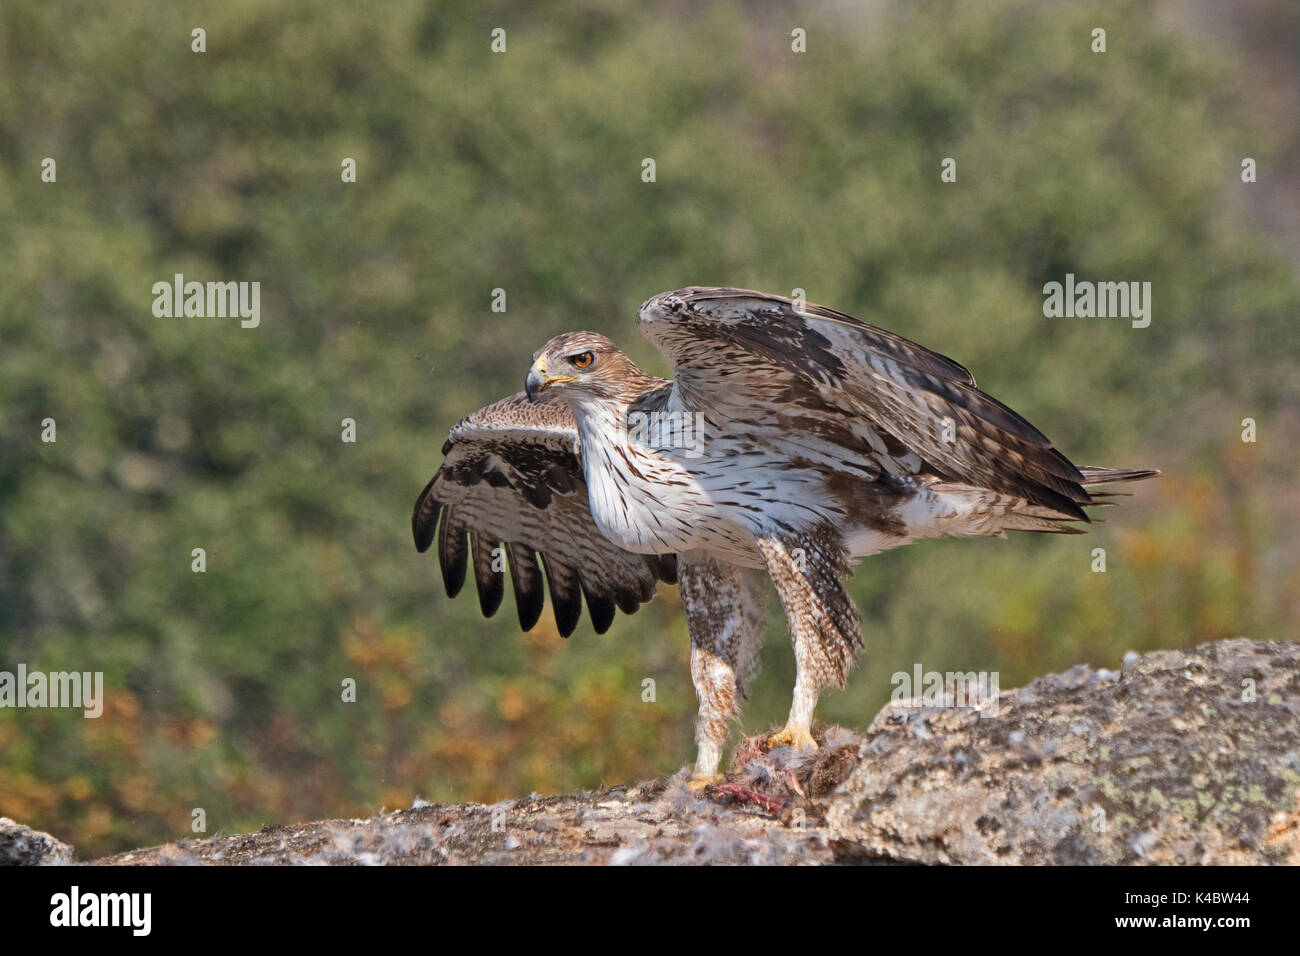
top-left (413, 287), bottom-right (1157, 787)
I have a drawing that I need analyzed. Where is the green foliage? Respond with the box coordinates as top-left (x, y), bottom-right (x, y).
top-left (0, 0), bottom-right (1295, 856)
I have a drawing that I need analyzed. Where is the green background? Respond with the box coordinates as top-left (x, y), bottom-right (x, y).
top-left (1, 0), bottom-right (1296, 856)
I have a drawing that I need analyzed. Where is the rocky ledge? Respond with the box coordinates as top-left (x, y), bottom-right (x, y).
top-left (7, 638), bottom-right (1297, 865)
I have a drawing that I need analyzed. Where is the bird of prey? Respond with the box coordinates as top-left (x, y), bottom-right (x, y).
top-left (413, 287), bottom-right (1157, 788)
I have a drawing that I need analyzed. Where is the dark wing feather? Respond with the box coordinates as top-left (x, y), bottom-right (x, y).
top-left (438, 511), bottom-right (469, 597)
top-left (638, 287), bottom-right (1094, 520)
top-left (413, 392), bottom-right (675, 637)
top-left (505, 542), bottom-right (545, 631)
top-left (471, 531), bottom-right (504, 617)
top-left (541, 556), bottom-right (584, 638)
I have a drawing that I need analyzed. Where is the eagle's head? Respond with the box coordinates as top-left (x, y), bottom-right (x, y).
top-left (525, 331), bottom-right (649, 406)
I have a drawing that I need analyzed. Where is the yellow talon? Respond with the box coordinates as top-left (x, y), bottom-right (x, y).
top-left (767, 725), bottom-right (818, 752)
top-left (686, 773), bottom-right (723, 791)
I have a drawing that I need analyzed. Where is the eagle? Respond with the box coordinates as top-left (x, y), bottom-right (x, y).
top-left (413, 287), bottom-right (1157, 788)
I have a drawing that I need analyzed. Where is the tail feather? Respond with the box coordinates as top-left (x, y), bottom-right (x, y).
top-left (923, 466), bottom-right (1158, 539)
top-left (1079, 466), bottom-right (1161, 486)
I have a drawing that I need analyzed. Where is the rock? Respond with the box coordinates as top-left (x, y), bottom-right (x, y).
top-left (0, 817), bottom-right (74, 865)
top-left (92, 783), bottom-right (838, 865)
top-left (825, 638), bottom-right (1300, 864)
top-left (82, 639), bottom-right (1299, 865)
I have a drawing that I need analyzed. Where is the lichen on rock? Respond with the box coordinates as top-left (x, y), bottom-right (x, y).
top-left (825, 638), bottom-right (1300, 865)
top-left (0, 817), bottom-right (74, 866)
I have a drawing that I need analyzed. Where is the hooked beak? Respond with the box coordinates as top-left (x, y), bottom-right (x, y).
top-left (524, 356), bottom-right (576, 402)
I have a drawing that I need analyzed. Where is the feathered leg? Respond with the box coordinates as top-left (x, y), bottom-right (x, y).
top-left (678, 553), bottom-right (766, 788)
top-left (756, 534), bottom-right (860, 752)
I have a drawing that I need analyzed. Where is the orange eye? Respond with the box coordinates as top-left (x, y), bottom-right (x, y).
top-left (572, 351), bottom-right (594, 368)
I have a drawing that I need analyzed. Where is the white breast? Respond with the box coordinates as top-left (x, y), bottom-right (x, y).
top-left (574, 404), bottom-right (761, 564)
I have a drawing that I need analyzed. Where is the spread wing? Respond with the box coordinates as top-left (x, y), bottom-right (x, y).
top-left (637, 286), bottom-right (1094, 521)
top-left (413, 392), bottom-right (676, 637)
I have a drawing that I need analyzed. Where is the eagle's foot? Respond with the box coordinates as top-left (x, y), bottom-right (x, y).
top-left (766, 725), bottom-right (818, 753)
top-left (685, 772), bottom-right (724, 792)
